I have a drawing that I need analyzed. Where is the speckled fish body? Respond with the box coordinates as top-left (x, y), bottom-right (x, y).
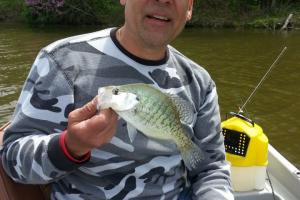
top-left (98, 83), bottom-right (204, 170)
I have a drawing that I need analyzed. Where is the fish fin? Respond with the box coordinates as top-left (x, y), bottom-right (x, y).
top-left (126, 123), bottom-right (138, 143)
top-left (169, 95), bottom-right (196, 125)
top-left (180, 141), bottom-right (204, 171)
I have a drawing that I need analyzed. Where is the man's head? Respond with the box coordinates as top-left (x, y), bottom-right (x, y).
top-left (118, 0), bottom-right (193, 59)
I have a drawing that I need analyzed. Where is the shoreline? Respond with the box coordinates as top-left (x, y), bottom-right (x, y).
top-left (1, 15), bottom-right (299, 30)
top-left (1, 2), bottom-right (300, 30)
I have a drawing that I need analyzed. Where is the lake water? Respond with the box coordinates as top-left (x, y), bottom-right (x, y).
top-left (0, 23), bottom-right (299, 168)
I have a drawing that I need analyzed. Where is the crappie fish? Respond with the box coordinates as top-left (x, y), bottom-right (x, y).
top-left (98, 83), bottom-right (204, 170)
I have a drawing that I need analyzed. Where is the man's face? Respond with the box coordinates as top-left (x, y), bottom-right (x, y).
top-left (120, 0), bottom-right (193, 49)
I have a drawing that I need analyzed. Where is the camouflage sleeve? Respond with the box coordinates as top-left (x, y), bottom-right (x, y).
top-left (190, 80), bottom-right (234, 200)
top-left (1, 50), bottom-right (88, 184)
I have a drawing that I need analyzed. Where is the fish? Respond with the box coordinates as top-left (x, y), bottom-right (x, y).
top-left (97, 83), bottom-right (204, 170)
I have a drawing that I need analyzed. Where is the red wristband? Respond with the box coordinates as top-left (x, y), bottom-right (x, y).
top-left (59, 130), bottom-right (91, 164)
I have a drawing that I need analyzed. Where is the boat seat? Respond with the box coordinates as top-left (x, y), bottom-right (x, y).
top-left (0, 122), bottom-right (50, 200)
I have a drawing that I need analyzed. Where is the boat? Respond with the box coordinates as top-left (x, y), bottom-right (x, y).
top-left (222, 113), bottom-right (300, 200)
top-left (0, 121), bottom-right (300, 200)
top-left (236, 144), bottom-right (300, 200)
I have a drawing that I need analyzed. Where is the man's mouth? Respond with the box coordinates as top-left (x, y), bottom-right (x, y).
top-left (147, 15), bottom-right (171, 22)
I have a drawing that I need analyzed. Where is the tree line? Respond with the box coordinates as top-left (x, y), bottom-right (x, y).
top-left (192, 0), bottom-right (299, 28)
top-left (0, 0), bottom-right (299, 28)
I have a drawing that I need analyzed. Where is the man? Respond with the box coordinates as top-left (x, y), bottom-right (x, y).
top-left (2, 0), bottom-right (233, 199)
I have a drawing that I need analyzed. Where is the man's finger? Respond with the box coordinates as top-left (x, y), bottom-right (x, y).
top-left (86, 108), bottom-right (118, 132)
top-left (69, 97), bottom-right (98, 122)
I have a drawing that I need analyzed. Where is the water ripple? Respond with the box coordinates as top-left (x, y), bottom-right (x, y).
top-left (0, 85), bottom-right (19, 97)
top-left (0, 101), bottom-right (17, 125)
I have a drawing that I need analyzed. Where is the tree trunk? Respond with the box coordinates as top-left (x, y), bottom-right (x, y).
top-left (281, 13), bottom-right (293, 30)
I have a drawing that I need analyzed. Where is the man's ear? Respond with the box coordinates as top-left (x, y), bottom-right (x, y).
top-left (186, 0), bottom-right (193, 21)
top-left (120, 0), bottom-right (126, 6)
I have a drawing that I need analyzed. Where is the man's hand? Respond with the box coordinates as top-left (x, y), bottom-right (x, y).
top-left (65, 97), bottom-right (118, 158)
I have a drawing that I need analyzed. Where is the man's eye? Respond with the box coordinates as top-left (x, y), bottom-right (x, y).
top-left (112, 88), bottom-right (119, 95)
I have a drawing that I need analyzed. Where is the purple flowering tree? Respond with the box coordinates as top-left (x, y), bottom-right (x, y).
top-left (24, 0), bottom-right (65, 23)
top-left (23, 0), bottom-right (122, 25)
top-left (25, 0), bottom-right (65, 15)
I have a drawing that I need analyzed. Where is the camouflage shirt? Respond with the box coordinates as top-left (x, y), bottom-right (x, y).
top-left (2, 28), bottom-right (233, 200)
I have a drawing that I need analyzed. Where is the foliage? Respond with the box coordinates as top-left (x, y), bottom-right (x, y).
top-left (191, 0), bottom-right (300, 28)
top-left (0, 0), bottom-right (300, 28)
top-left (0, 0), bottom-right (25, 21)
top-left (23, 0), bottom-right (124, 25)
top-left (24, 0), bottom-right (64, 24)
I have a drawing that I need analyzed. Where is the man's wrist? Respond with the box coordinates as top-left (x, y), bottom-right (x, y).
top-left (60, 130), bottom-right (91, 163)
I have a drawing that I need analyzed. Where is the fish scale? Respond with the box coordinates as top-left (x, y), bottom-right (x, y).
top-left (137, 94), bottom-right (173, 131)
top-left (149, 104), bottom-right (165, 128)
top-left (135, 103), bottom-right (173, 139)
top-left (98, 83), bottom-right (205, 170)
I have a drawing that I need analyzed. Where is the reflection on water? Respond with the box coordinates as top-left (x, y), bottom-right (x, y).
top-left (0, 23), bottom-right (299, 168)
top-left (173, 28), bottom-right (300, 169)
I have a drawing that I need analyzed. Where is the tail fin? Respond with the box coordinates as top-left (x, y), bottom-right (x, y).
top-left (180, 141), bottom-right (204, 171)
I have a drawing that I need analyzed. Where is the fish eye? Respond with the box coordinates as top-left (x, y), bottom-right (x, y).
top-left (112, 88), bottom-right (119, 95)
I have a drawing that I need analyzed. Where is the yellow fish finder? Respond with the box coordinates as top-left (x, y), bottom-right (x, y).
top-left (222, 112), bottom-right (268, 191)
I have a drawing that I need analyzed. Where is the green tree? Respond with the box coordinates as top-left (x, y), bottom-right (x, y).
top-left (0, 0), bottom-right (25, 21)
